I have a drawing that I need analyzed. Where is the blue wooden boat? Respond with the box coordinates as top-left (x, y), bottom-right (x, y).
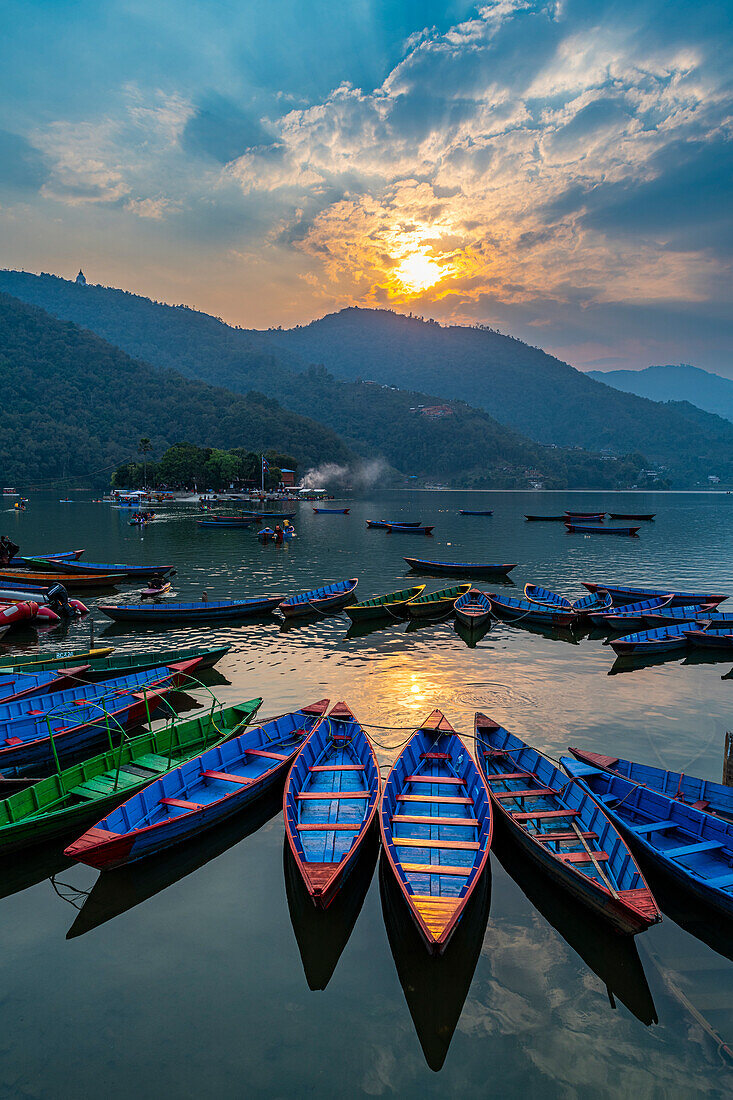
top-left (283, 702), bottom-right (380, 908)
top-left (26, 558), bottom-right (175, 579)
top-left (459, 509), bottom-right (493, 516)
top-left (65, 700), bottom-right (330, 869)
top-left (571, 591), bottom-right (613, 615)
top-left (198, 518), bottom-right (255, 528)
top-left (279, 578), bottom-right (358, 619)
top-left (524, 584), bottom-right (573, 611)
top-left (609, 621), bottom-right (699, 656)
top-left (0, 659), bottom-right (202, 776)
top-left (387, 525), bottom-right (435, 535)
top-left (608, 513), bottom-right (656, 521)
top-left (588, 596), bottom-right (673, 628)
top-left (12, 550), bottom-right (84, 566)
top-left (0, 667), bottom-right (97, 705)
top-left (367, 520), bottom-right (422, 529)
top-left (241, 511), bottom-right (296, 520)
top-left (567, 748), bottom-right (733, 821)
top-left (640, 603), bottom-right (719, 626)
top-left (582, 582), bottom-right (728, 608)
top-left (454, 589), bottom-right (492, 629)
top-left (565, 511), bottom-right (606, 520)
top-left (487, 592), bottom-right (576, 628)
top-left (313, 507), bottom-right (350, 514)
top-left (404, 558), bottom-right (516, 578)
top-left (560, 757), bottom-right (733, 918)
top-left (99, 596), bottom-right (284, 622)
top-left (683, 625), bottom-right (733, 650)
top-left (380, 710), bottom-right (492, 954)
top-left (565, 522), bottom-right (639, 536)
top-left (475, 715), bottom-right (660, 934)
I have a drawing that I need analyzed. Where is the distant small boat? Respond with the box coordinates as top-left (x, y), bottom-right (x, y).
top-left (367, 520), bottom-right (422, 529)
top-left (565, 512), bottom-right (606, 520)
top-left (140, 581), bottom-right (171, 599)
top-left (313, 507), bottom-right (350, 514)
top-left (345, 585), bottom-right (425, 622)
top-left (386, 525), bottom-right (434, 535)
top-left (405, 584), bottom-right (472, 619)
top-left (99, 596), bottom-right (284, 622)
top-left (524, 515), bottom-right (567, 522)
top-left (565, 522), bottom-right (639, 536)
top-left (284, 702), bottom-right (380, 908)
top-left (454, 589), bottom-right (492, 629)
top-left (487, 592), bottom-right (576, 628)
top-left (567, 747), bottom-right (733, 821)
top-left (380, 709), bottom-right (493, 953)
top-left (608, 513), bottom-right (656, 521)
top-left (582, 582), bottom-right (728, 608)
top-left (279, 579), bottom-right (358, 619)
top-left (404, 558), bottom-right (516, 577)
top-left (458, 509), bottom-right (493, 516)
top-left (609, 622), bottom-right (698, 656)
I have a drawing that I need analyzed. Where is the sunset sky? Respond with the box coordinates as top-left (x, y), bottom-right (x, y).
top-left (1, 0), bottom-right (731, 372)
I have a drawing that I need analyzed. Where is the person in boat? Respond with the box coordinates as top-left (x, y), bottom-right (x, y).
top-left (0, 536), bottom-right (19, 565)
top-left (148, 573), bottom-right (166, 592)
top-left (274, 524), bottom-right (284, 544)
top-left (201, 590), bottom-right (209, 603)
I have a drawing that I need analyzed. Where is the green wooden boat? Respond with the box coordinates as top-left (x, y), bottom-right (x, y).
top-left (344, 585), bottom-right (425, 622)
top-left (0, 647), bottom-right (115, 671)
top-left (0, 643), bottom-right (231, 679)
top-left (405, 583), bottom-right (472, 619)
top-left (0, 698), bottom-right (262, 854)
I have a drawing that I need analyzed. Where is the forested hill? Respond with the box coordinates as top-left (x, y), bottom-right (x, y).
top-left (0, 292), bottom-right (353, 485)
top-left (262, 309), bottom-right (733, 472)
top-left (3, 270), bottom-right (733, 485)
top-left (588, 364), bottom-right (733, 423)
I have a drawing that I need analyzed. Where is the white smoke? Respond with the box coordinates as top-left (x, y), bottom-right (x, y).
top-left (299, 458), bottom-right (389, 489)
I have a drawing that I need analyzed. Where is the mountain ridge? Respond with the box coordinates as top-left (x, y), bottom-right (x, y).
top-left (588, 364), bottom-right (733, 423)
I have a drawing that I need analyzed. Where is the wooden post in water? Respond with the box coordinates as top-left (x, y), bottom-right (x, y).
top-left (723, 731), bottom-right (733, 787)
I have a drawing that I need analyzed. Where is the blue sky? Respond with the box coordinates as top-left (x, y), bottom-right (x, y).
top-left (1, 0), bottom-right (731, 373)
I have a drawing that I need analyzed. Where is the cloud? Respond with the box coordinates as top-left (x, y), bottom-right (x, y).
top-left (0, 130), bottom-right (49, 193)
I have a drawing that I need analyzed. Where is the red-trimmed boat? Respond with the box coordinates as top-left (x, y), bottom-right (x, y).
top-left (582, 582), bottom-right (728, 608)
top-left (475, 714), bottom-right (661, 935)
top-left (379, 710), bottom-right (492, 954)
top-left (65, 700), bottom-right (329, 869)
top-left (283, 702), bottom-right (380, 908)
top-left (487, 591), bottom-right (576, 628)
top-left (454, 589), bottom-right (492, 629)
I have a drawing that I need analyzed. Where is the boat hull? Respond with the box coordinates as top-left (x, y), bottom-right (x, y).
top-left (99, 597), bottom-right (283, 622)
top-left (404, 558), bottom-right (516, 577)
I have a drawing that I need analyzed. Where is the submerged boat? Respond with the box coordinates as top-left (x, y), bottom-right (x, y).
top-left (567, 748), bottom-right (733, 822)
top-left (279, 579), bottom-right (358, 619)
top-left (404, 558), bottom-right (516, 577)
top-left (609, 622), bottom-right (699, 656)
top-left (344, 585), bottom-right (425, 622)
top-left (98, 596), bottom-right (284, 622)
top-left (405, 584), bottom-right (471, 619)
top-left (487, 592), bottom-right (576, 628)
top-left (565, 522), bottom-right (640, 536)
top-left (454, 589), bottom-right (492, 629)
top-left (582, 582), bottom-right (728, 608)
top-left (379, 710), bottom-right (493, 954)
top-left (561, 758), bottom-right (733, 919)
top-left (475, 715), bottom-right (660, 934)
top-left (313, 507), bottom-right (350, 515)
top-left (283, 702), bottom-right (380, 908)
top-left (0, 698), bottom-right (263, 854)
top-left (65, 700), bottom-right (330, 869)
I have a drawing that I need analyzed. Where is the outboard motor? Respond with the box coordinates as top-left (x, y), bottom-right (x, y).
top-left (46, 582), bottom-right (75, 618)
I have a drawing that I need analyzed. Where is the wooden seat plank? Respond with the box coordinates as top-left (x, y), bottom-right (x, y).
top-left (557, 850), bottom-right (610, 864)
top-left (392, 814), bottom-right (478, 827)
top-left (393, 837), bottom-right (480, 851)
top-left (309, 764), bottom-right (364, 772)
top-left (406, 774), bottom-right (464, 786)
top-left (632, 819), bottom-right (677, 835)
top-left (397, 793), bottom-right (472, 805)
top-left (297, 791), bottom-right (369, 800)
top-left (494, 787), bottom-right (556, 800)
top-left (401, 862), bottom-right (472, 876)
top-left (201, 769), bottom-right (250, 786)
top-left (511, 809), bottom-right (580, 822)
top-left (159, 796), bottom-right (203, 811)
top-left (296, 823), bottom-right (361, 832)
top-left (533, 830), bottom-right (598, 843)
top-left (666, 840), bottom-right (723, 858)
top-left (244, 747), bottom-right (287, 761)
top-left (485, 772), bottom-right (534, 782)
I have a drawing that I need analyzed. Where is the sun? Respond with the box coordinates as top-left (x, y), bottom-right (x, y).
top-left (393, 250), bottom-right (443, 293)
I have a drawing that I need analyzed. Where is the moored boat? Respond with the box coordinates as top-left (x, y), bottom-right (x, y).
top-left (458, 509), bottom-right (493, 516)
top-left (0, 570), bottom-right (126, 589)
top-left (279, 579), bottom-right (358, 618)
top-left (608, 513), bottom-right (656, 521)
top-left (524, 515), bottom-right (567, 521)
top-left (565, 511), bottom-right (606, 520)
top-left (588, 597), bottom-right (673, 628)
top-left (405, 584), bottom-right (471, 619)
top-left (283, 702), bottom-right (380, 907)
top-left (380, 709), bottom-right (493, 954)
top-left (99, 596), bottom-right (284, 622)
top-left (454, 589), bottom-right (492, 629)
top-left (313, 507), bottom-right (350, 514)
top-left (524, 584), bottom-right (573, 611)
top-left (487, 592), bottom-right (576, 628)
top-left (476, 715), bottom-right (660, 934)
top-left (560, 757), bottom-right (733, 919)
top-left (0, 644), bottom-right (229, 678)
top-left (404, 558), bottom-right (516, 577)
top-left (582, 582), bottom-right (728, 607)
top-left (567, 748), bottom-right (733, 822)
top-left (571, 590), bottom-right (613, 615)
top-left (24, 558), bottom-right (175, 579)
top-left (366, 520), bottom-right (422, 529)
top-left (386, 524), bottom-right (435, 535)
top-left (609, 622), bottom-right (698, 656)
top-left (344, 585), bottom-right (425, 622)
top-left (0, 698), bottom-right (263, 854)
top-left (682, 625), bottom-right (733, 650)
top-left (0, 647), bottom-right (114, 672)
top-left (565, 522), bottom-right (640, 536)
top-left (11, 549), bottom-right (84, 566)
top-left (65, 700), bottom-right (330, 868)
top-left (640, 603), bottom-right (719, 626)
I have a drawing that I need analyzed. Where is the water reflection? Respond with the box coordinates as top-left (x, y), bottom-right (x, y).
top-left (453, 620), bottom-right (492, 649)
top-left (284, 832), bottom-right (378, 991)
top-left (0, 839), bottom-right (75, 902)
top-left (64, 784), bottom-right (283, 938)
top-left (379, 853), bottom-right (492, 1072)
top-left (493, 830), bottom-right (658, 1026)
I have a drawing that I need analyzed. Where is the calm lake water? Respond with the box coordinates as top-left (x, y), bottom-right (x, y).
top-left (1, 491), bottom-right (732, 1097)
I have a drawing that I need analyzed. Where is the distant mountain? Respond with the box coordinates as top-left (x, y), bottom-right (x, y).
top-left (2, 270), bottom-right (733, 486)
top-left (0, 292), bottom-right (353, 485)
top-left (588, 364), bottom-right (733, 423)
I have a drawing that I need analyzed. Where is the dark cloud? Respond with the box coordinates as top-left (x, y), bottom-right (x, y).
top-left (0, 130), bottom-right (48, 192)
top-left (182, 94), bottom-right (274, 164)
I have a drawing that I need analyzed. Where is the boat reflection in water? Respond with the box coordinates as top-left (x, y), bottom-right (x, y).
top-left (453, 620), bottom-right (492, 650)
top-left (493, 827), bottom-right (658, 1026)
top-left (379, 853), bottom-right (491, 1072)
top-left (608, 651), bottom-right (686, 676)
top-left (64, 784), bottom-right (284, 938)
top-left (0, 838), bottom-right (75, 902)
top-left (284, 831), bottom-right (378, 991)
